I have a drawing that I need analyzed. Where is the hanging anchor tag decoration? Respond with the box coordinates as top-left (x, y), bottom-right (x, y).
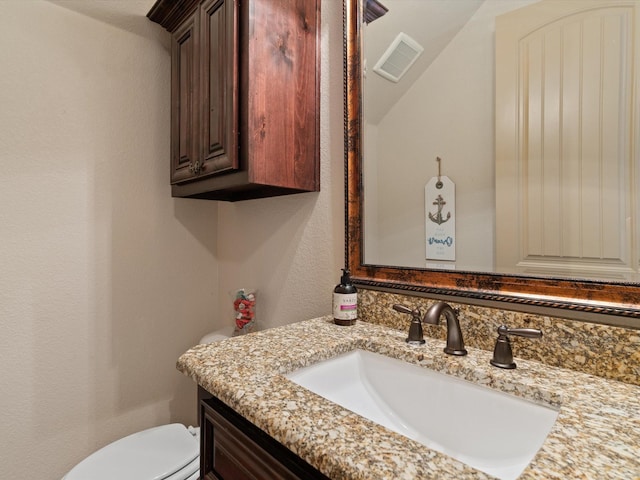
top-left (426, 157), bottom-right (456, 261)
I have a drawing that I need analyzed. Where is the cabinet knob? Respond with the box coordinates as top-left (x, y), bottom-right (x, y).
top-left (189, 160), bottom-right (202, 175)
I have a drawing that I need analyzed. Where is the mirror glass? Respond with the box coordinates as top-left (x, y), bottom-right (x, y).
top-left (362, 0), bottom-right (639, 283)
top-left (345, 0), bottom-right (640, 322)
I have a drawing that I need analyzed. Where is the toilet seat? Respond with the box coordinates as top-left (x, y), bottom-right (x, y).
top-left (64, 424), bottom-right (199, 480)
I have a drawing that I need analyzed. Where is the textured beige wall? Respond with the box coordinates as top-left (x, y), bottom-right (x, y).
top-left (0, 0), bottom-right (344, 478)
top-left (215, 1), bottom-right (345, 331)
top-left (0, 1), bottom-right (219, 477)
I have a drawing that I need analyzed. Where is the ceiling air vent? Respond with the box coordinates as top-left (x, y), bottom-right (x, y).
top-left (373, 32), bottom-right (424, 83)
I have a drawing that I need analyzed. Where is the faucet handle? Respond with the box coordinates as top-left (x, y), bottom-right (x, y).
top-left (498, 325), bottom-right (543, 339)
top-left (392, 304), bottom-right (425, 345)
top-left (392, 304), bottom-right (414, 315)
top-left (490, 325), bottom-right (542, 369)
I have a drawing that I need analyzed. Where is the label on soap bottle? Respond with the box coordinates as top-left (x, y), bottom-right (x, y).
top-left (333, 293), bottom-right (357, 320)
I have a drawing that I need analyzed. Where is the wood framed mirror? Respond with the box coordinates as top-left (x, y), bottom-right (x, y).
top-left (344, 0), bottom-right (640, 323)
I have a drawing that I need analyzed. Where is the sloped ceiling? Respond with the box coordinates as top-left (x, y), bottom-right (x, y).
top-left (364, 0), bottom-right (483, 124)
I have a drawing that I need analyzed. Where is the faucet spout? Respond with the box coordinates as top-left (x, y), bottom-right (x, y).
top-left (424, 302), bottom-right (467, 356)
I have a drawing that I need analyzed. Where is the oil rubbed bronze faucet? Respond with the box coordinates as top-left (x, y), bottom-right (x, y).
top-left (392, 304), bottom-right (426, 345)
top-left (424, 302), bottom-right (467, 356)
top-left (490, 325), bottom-right (543, 369)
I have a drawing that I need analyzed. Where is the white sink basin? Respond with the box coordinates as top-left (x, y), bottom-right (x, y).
top-left (285, 349), bottom-right (559, 480)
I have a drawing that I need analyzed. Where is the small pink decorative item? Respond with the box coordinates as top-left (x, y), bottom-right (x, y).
top-left (231, 288), bottom-right (257, 335)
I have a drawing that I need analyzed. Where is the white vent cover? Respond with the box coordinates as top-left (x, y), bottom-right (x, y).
top-left (373, 32), bottom-right (424, 83)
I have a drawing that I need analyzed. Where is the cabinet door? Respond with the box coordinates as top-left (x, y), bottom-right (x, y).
top-left (170, 10), bottom-right (200, 184)
top-left (199, 391), bottom-right (329, 480)
top-left (199, 0), bottom-right (239, 177)
top-left (201, 401), bottom-right (303, 480)
top-left (495, 1), bottom-right (639, 278)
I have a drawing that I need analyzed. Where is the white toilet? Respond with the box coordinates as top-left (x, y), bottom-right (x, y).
top-left (63, 328), bottom-right (231, 480)
top-left (63, 423), bottom-right (200, 480)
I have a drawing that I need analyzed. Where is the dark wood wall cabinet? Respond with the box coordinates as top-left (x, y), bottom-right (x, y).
top-left (147, 0), bottom-right (320, 201)
top-left (198, 387), bottom-right (329, 480)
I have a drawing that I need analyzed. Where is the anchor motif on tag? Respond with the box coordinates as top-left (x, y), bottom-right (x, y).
top-left (428, 194), bottom-right (451, 225)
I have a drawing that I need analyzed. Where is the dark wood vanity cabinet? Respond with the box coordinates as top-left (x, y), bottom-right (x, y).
top-left (169, 9), bottom-right (201, 184)
top-left (169, 0), bottom-right (238, 186)
top-left (198, 387), bottom-right (329, 480)
top-left (148, 0), bottom-right (320, 201)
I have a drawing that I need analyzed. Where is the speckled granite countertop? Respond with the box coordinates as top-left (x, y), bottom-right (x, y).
top-left (177, 317), bottom-right (640, 479)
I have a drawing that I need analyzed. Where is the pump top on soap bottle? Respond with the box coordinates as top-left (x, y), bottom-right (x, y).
top-left (333, 268), bottom-right (357, 326)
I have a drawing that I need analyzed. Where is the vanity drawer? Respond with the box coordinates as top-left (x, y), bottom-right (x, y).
top-left (199, 388), bottom-right (328, 480)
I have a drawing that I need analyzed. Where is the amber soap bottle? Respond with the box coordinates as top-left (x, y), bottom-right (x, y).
top-left (333, 269), bottom-right (357, 326)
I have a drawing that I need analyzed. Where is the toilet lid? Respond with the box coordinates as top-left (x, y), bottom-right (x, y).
top-left (65, 424), bottom-right (199, 480)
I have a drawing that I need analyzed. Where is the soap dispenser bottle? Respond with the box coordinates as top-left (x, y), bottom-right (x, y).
top-left (333, 268), bottom-right (357, 326)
